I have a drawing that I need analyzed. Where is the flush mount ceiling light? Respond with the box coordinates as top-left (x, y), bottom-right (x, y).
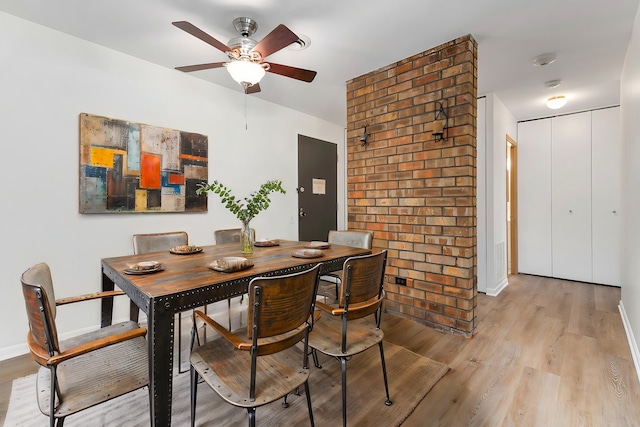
top-left (532, 52), bottom-right (557, 67)
top-left (547, 95), bottom-right (567, 109)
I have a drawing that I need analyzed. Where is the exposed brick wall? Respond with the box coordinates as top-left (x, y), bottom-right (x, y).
top-left (345, 35), bottom-right (477, 337)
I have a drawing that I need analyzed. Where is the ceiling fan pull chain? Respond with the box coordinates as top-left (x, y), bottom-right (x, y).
top-left (244, 89), bottom-right (248, 130)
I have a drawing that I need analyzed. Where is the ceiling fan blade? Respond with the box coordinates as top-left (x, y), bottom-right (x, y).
top-left (266, 62), bottom-right (317, 82)
top-left (253, 24), bottom-right (299, 59)
top-left (175, 62), bottom-right (226, 73)
top-left (172, 21), bottom-right (231, 53)
top-left (245, 83), bottom-right (261, 94)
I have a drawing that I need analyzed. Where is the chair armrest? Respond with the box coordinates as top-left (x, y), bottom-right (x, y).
top-left (47, 327), bottom-right (147, 366)
top-left (193, 310), bottom-right (247, 350)
top-left (319, 272), bottom-right (342, 283)
top-left (315, 291), bottom-right (385, 317)
top-left (56, 290), bottom-right (126, 306)
top-left (315, 300), bottom-right (345, 316)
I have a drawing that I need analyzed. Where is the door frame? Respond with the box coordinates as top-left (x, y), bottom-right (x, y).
top-left (507, 134), bottom-right (518, 275)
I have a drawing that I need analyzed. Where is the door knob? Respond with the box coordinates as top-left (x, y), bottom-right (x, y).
top-left (299, 208), bottom-right (307, 218)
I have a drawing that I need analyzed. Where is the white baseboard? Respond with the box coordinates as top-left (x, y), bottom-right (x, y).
top-left (0, 342), bottom-right (29, 361)
top-left (619, 300), bottom-right (640, 385)
top-left (486, 277), bottom-right (508, 297)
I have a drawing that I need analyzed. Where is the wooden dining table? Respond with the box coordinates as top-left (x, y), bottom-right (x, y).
top-left (100, 240), bottom-right (371, 427)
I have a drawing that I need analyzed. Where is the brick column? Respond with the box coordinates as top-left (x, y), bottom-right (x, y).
top-left (346, 35), bottom-right (477, 337)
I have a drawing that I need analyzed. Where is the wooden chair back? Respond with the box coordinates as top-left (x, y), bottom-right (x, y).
top-left (247, 264), bottom-right (321, 356)
top-left (214, 228), bottom-right (255, 244)
top-left (328, 230), bottom-right (373, 250)
top-left (21, 263), bottom-right (60, 359)
top-left (338, 250), bottom-right (387, 317)
top-left (132, 231), bottom-right (188, 254)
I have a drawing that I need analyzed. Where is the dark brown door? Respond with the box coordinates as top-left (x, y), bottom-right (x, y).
top-left (297, 135), bottom-right (337, 241)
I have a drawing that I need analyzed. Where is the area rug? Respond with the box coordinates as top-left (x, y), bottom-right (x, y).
top-left (5, 341), bottom-right (448, 426)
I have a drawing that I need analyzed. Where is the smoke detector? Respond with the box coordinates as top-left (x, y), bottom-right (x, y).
top-left (545, 79), bottom-right (562, 89)
top-left (532, 53), bottom-right (557, 67)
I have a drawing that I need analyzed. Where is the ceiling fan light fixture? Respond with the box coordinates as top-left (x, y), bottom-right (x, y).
top-left (547, 95), bottom-right (567, 109)
top-left (226, 60), bottom-right (266, 86)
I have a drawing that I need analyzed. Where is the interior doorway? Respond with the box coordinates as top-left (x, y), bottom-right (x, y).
top-left (507, 135), bottom-right (518, 275)
top-left (297, 134), bottom-right (338, 241)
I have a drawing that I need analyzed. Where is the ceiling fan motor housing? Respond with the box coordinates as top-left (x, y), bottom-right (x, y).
top-left (228, 17), bottom-right (260, 62)
top-left (233, 17), bottom-right (258, 37)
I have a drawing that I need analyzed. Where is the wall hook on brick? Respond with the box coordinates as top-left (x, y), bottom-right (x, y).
top-left (360, 124), bottom-right (371, 146)
top-left (432, 100), bottom-right (448, 142)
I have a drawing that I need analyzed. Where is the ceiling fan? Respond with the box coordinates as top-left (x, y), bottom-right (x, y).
top-left (172, 17), bottom-right (317, 94)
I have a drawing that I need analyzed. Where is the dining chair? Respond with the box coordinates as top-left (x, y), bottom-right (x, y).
top-left (189, 263), bottom-right (321, 427)
top-left (308, 250), bottom-right (391, 427)
top-left (213, 227), bottom-right (256, 245)
top-left (213, 227), bottom-right (256, 330)
top-left (21, 262), bottom-right (148, 427)
top-left (132, 230), bottom-right (189, 254)
top-left (132, 231), bottom-right (191, 372)
top-left (318, 230), bottom-right (373, 303)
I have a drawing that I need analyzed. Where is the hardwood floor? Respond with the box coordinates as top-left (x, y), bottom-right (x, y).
top-left (395, 274), bottom-right (640, 426)
top-left (2, 274), bottom-right (639, 426)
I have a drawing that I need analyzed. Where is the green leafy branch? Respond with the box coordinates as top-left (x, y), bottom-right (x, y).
top-left (196, 180), bottom-right (286, 223)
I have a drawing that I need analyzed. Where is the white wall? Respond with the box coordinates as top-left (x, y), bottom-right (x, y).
top-left (0, 12), bottom-right (345, 359)
top-left (477, 93), bottom-right (517, 295)
top-left (620, 3), bottom-right (640, 381)
top-left (477, 97), bottom-right (487, 292)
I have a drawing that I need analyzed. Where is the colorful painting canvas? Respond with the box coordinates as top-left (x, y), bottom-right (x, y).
top-left (79, 113), bottom-right (208, 213)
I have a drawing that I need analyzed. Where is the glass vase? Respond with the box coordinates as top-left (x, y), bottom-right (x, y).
top-left (241, 220), bottom-right (253, 254)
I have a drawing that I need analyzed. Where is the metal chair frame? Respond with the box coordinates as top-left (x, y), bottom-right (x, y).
top-left (189, 264), bottom-right (321, 427)
top-left (309, 250), bottom-right (392, 427)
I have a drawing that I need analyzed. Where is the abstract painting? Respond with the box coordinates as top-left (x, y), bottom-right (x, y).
top-left (79, 113), bottom-right (208, 213)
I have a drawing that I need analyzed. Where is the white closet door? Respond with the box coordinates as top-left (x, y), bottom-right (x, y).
top-left (551, 112), bottom-right (592, 282)
top-left (517, 119), bottom-right (552, 276)
top-left (592, 107), bottom-right (621, 286)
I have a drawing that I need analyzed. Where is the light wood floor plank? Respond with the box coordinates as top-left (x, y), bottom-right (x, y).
top-left (595, 309), bottom-right (632, 359)
top-left (450, 340), bottom-right (523, 427)
top-left (567, 280), bottom-right (598, 338)
top-left (504, 366), bottom-right (561, 426)
top-left (594, 284), bottom-right (622, 313)
top-left (519, 313), bottom-right (566, 376)
top-left (596, 353), bottom-right (640, 425)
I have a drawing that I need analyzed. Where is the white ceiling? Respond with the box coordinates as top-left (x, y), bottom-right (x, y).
top-left (2, 0), bottom-right (638, 126)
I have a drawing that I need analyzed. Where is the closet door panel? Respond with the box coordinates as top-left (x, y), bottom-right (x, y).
top-left (551, 112), bottom-right (592, 282)
top-left (517, 119), bottom-right (552, 276)
top-left (592, 107), bottom-right (621, 285)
